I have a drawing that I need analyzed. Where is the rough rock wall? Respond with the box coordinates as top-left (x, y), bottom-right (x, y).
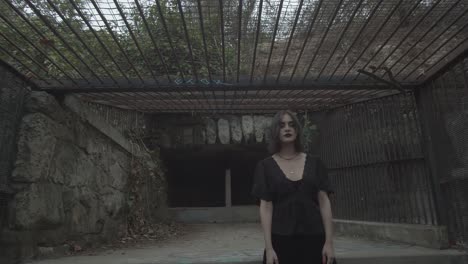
top-left (1, 92), bottom-right (166, 262)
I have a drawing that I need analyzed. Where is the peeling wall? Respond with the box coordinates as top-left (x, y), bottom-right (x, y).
top-left (146, 114), bottom-right (275, 149)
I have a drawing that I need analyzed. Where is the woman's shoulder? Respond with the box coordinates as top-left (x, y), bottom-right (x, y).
top-left (258, 155), bottom-right (274, 164)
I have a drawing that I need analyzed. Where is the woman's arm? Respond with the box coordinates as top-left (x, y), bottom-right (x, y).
top-left (318, 191), bottom-right (334, 264)
top-left (318, 191), bottom-right (333, 242)
top-left (259, 199), bottom-right (274, 250)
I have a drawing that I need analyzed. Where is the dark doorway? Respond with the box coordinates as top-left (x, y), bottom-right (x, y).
top-left (162, 146), bottom-right (227, 207)
top-left (229, 146), bottom-right (270, 205)
top-left (162, 145), bottom-right (269, 207)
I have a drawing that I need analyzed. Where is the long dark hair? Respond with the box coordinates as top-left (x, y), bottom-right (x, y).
top-left (268, 110), bottom-right (304, 154)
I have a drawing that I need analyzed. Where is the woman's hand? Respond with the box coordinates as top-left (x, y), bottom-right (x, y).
top-left (265, 247), bottom-right (279, 264)
top-left (322, 241), bottom-right (335, 264)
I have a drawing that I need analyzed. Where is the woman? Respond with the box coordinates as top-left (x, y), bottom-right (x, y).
top-left (252, 110), bottom-right (335, 264)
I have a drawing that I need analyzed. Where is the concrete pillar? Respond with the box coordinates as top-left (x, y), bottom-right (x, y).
top-left (225, 169), bottom-right (231, 207)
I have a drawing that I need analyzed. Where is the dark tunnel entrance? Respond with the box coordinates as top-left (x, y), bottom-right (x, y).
top-left (161, 145), bottom-right (269, 207)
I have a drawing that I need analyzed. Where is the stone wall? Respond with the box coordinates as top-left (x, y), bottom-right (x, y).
top-left (0, 62), bottom-right (29, 214)
top-left (1, 92), bottom-right (166, 263)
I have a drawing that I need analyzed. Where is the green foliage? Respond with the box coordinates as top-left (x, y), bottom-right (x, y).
top-left (302, 111), bottom-right (318, 153)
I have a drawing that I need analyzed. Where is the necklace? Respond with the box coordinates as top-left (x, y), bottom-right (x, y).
top-left (277, 152), bottom-right (300, 160)
top-left (276, 153), bottom-right (300, 174)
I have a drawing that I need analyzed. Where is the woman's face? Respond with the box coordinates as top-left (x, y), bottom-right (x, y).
top-left (279, 113), bottom-right (297, 144)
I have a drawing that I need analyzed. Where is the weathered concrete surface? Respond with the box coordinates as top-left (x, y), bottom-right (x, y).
top-left (169, 206), bottom-right (258, 223)
top-left (334, 219), bottom-right (449, 249)
top-left (167, 207), bottom-right (451, 250)
top-left (28, 223), bottom-right (467, 264)
top-left (205, 118), bottom-right (217, 144)
top-left (230, 116), bottom-right (243, 144)
top-left (218, 119), bottom-right (230, 144)
top-left (241, 115), bottom-right (254, 143)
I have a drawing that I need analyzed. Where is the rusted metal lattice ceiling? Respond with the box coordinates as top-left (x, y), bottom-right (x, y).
top-left (1, 0), bottom-right (468, 113)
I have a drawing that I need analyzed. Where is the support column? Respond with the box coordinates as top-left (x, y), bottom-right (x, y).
top-left (225, 169), bottom-right (231, 207)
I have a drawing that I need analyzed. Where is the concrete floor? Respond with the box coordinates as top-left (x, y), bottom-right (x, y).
top-left (28, 223), bottom-right (467, 264)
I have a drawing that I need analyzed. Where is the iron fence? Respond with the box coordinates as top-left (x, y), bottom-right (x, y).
top-left (416, 56), bottom-right (468, 247)
top-left (319, 92), bottom-right (438, 225)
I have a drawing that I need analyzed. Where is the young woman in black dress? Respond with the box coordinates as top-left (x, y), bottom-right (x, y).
top-left (252, 110), bottom-right (335, 264)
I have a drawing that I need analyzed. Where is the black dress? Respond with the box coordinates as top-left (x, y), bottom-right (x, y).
top-left (251, 155), bottom-right (333, 264)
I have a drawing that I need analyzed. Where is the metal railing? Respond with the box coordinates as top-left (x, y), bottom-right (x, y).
top-left (319, 92), bottom-right (438, 225)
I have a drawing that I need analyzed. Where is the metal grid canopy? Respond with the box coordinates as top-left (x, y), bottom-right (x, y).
top-left (1, 0), bottom-right (468, 113)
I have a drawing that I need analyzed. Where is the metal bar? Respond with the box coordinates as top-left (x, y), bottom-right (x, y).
top-left (24, 0), bottom-right (103, 83)
top-left (0, 32), bottom-right (59, 84)
top-left (422, 47), bottom-right (468, 97)
top-left (390, 96), bottom-right (405, 222)
top-left (218, 0), bottom-right (226, 83)
top-left (112, 0), bottom-right (158, 83)
top-left (420, 42), bottom-right (468, 85)
top-left (418, 94), bottom-right (447, 225)
top-left (374, 0), bottom-right (459, 78)
top-left (0, 45), bottom-right (49, 84)
top-left (84, 91), bottom-right (175, 110)
top-left (276, 0), bottom-right (303, 83)
top-left (249, 0), bottom-right (263, 85)
top-left (88, 0), bottom-right (144, 83)
top-left (109, 0), bottom-right (167, 108)
top-left (354, 0), bottom-right (429, 80)
top-left (390, 95), bottom-right (404, 223)
top-left (217, 0), bottom-right (226, 108)
top-left (155, 0), bottom-right (186, 82)
top-left (302, 0), bottom-right (345, 82)
top-left (265, 0), bottom-right (306, 106)
top-left (327, 0), bottom-right (385, 81)
top-left (371, 103), bottom-right (384, 222)
top-left (394, 7), bottom-right (468, 79)
top-left (152, 0), bottom-right (199, 110)
top-left (45, 0), bottom-right (117, 85)
top-left (174, 0), bottom-right (207, 112)
top-left (42, 82), bottom-right (408, 93)
top-left (381, 100), bottom-right (393, 223)
top-left (463, 57), bottom-right (468, 92)
top-left (46, 95), bottom-right (336, 108)
top-left (289, 0), bottom-right (325, 82)
top-left (357, 69), bottom-right (404, 91)
top-left (2, 2), bottom-right (82, 83)
top-left (341, 0), bottom-right (405, 80)
top-left (176, 0), bottom-right (199, 83)
top-left (344, 106), bottom-right (352, 168)
top-left (392, 162), bottom-right (402, 223)
top-left (236, 0), bottom-right (243, 83)
top-left (404, 29), bottom-right (468, 80)
top-left (293, 89), bottom-right (339, 107)
top-left (134, 0), bottom-right (172, 82)
top-left (68, 0), bottom-right (130, 83)
top-left (107, 93), bottom-right (353, 101)
top-left (132, 105), bottom-right (309, 111)
top-left (316, 0), bottom-right (364, 80)
top-left (196, 0), bottom-right (216, 109)
top-left (125, 109), bottom-right (280, 114)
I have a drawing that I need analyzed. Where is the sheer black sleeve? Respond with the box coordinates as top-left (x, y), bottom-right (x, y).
top-left (317, 158), bottom-right (334, 195)
top-left (251, 160), bottom-right (273, 201)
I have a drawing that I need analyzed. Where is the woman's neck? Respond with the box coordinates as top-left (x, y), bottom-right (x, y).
top-left (278, 143), bottom-right (297, 157)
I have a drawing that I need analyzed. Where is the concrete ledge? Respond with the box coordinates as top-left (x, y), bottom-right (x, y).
top-left (334, 219), bottom-right (449, 249)
top-left (169, 206), bottom-right (259, 223)
top-left (63, 95), bottom-right (142, 156)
